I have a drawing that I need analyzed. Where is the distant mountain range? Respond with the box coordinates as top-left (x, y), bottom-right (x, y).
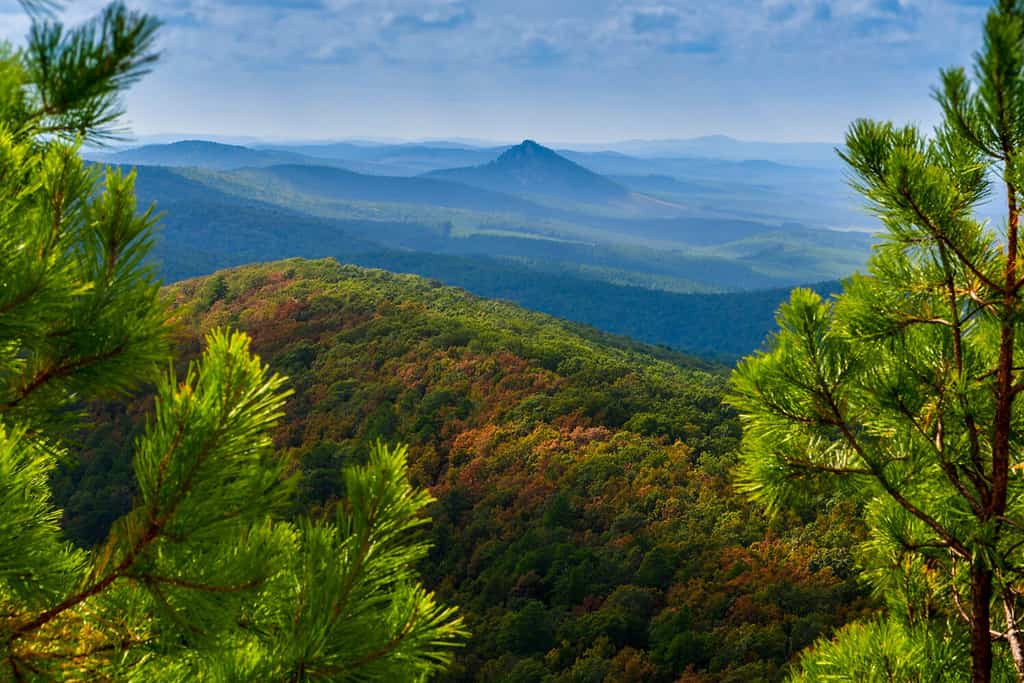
top-left (83, 134), bottom-right (878, 358)
top-left (257, 142), bottom-right (503, 175)
top-left (110, 133), bottom-right (844, 165)
top-left (85, 140), bottom-right (342, 171)
top-left (226, 163), bottom-right (548, 214)
top-left (426, 140), bottom-right (630, 203)
top-left (569, 135), bottom-right (842, 166)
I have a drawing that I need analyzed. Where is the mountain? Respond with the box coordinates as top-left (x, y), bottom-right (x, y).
top-left (572, 136), bottom-right (842, 167)
top-left (225, 164), bottom-right (545, 214)
top-left (353, 251), bottom-right (843, 361)
top-left (126, 165), bottom-right (407, 281)
top-left (87, 140), bottom-right (335, 170)
top-left (427, 140), bottom-right (631, 203)
top-left (258, 142), bottom-right (504, 175)
top-left (98, 138), bottom-right (873, 232)
top-left (123, 163), bottom-right (853, 359)
top-left (55, 258), bottom-right (871, 682)
top-left (136, 163), bottom-right (863, 288)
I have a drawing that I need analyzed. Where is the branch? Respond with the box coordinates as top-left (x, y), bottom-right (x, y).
top-left (898, 187), bottom-right (1002, 292)
top-left (9, 366), bottom-right (245, 641)
top-left (310, 602), bottom-right (422, 678)
top-left (822, 391), bottom-right (972, 558)
top-left (0, 344), bottom-right (127, 413)
top-left (1002, 589), bottom-right (1024, 680)
top-left (128, 574), bottom-right (261, 594)
top-left (784, 460), bottom-right (873, 476)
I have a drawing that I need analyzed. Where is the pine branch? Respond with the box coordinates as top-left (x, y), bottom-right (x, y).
top-left (25, 3), bottom-right (160, 142)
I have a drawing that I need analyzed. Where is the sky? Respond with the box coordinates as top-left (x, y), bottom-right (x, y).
top-left (0, 0), bottom-right (997, 143)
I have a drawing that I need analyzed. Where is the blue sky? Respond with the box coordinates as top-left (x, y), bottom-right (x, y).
top-left (0, 0), bottom-right (995, 143)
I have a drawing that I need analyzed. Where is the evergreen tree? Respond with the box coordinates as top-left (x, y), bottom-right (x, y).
top-left (729, 2), bottom-right (1024, 681)
top-left (0, 3), bottom-right (464, 680)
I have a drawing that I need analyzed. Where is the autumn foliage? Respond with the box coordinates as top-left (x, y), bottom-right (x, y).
top-left (56, 258), bottom-right (872, 681)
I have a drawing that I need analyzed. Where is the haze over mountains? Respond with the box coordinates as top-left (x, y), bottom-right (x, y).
top-left (572, 136), bottom-right (843, 167)
top-left (87, 135), bottom-right (872, 359)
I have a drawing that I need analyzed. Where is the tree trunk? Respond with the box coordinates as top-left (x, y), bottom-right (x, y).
top-left (973, 565), bottom-right (994, 683)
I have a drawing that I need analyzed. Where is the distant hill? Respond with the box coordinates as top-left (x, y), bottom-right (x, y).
top-left (88, 140), bottom-right (331, 170)
top-left (229, 164), bottom-right (548, 214)
top-left (127, 165), bottom-right (396, 281)
top-left (574, 135), bottom-right (842, 167)
top-left (608, 174), bottom-right (728, 197)
top-left (257, 142), bottom-right (504, 175)
top-left (123, 162), bottom-right (858, 358)
top-left (352, 251), bottom-right (843, 361)
top-left (129, 166), bottom-right (834, 358)
top-left (427, 140), bottom-right (631, 203)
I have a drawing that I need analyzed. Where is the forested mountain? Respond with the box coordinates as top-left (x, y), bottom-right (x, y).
top-left (427, 140), bottom-right (631, 203)
top-left (125, 164), bottom-right (838, 360)
top-left (227, 163), bottom-right (546, 213)
top-left (56, 259), bottom-right (871, 682)
top-left (349, 252), bottom-right (842, 362)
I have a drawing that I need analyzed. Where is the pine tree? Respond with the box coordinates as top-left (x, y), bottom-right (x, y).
top-left (728, 2), bottom-right (1024, 681)
top-left (0, 3), bottom-right (465, 680)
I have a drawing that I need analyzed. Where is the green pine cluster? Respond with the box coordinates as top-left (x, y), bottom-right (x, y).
top-left (730, 1), bottom-right (1024, 681)
top-left (0, 2), bottom-right (464, 680)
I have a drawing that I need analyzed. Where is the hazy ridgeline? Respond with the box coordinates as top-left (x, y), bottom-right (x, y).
top-left (89, 136), bottom-right (870, 361)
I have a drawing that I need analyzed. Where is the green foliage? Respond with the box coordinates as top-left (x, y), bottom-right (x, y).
top-left (0, 4), bottom-right (464, 681)
top-left (157, 442), bottom-right (466, 683)
top-left (62, 258), bottom-right (875, 681)
top-left (730, 1), bottom-right (1024, 680)
top-left (789, 619), bottom-right (973, 683)
top-left (26, 2), bottom-right (160, 142)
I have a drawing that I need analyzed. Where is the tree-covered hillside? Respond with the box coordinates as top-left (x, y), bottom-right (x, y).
top-left (57, 258), bottom-right (872, 682)
top-left (123, 163), bottom-right (841, 361)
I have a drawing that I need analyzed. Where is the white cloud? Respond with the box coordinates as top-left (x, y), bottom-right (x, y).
top-left (0, 0), bottom-right (996, 141)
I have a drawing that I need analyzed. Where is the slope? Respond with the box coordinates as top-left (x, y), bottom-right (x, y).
top-left (125, 164), bottom-right (841, 360)
top-left (55, 258), bottom-right (871, 683)
top-left (427, 140), bottom-right (630, 203)
top-left (229, 163), bottom-right (548, 214)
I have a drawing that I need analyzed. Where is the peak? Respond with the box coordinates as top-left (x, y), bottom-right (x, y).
top-left (506, 139), bottom-right (550, 153)
top-left (499, 140), bottom-right (557, 160)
